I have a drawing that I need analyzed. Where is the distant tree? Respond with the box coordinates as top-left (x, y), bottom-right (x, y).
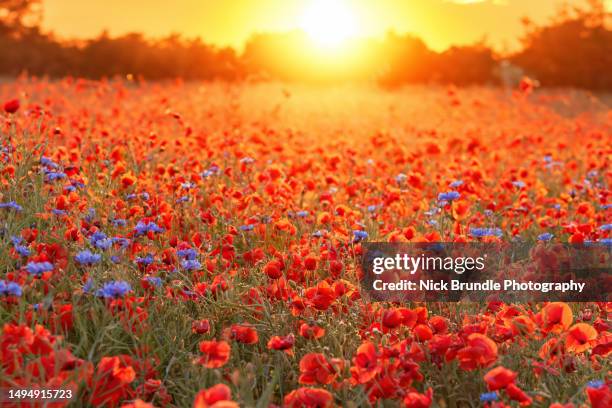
top-left (0, 0), bottom-right (41, 36)
top-left (432, 44), bottom-right (497, 85)
top-left (377, 32), bottom-right (435, 87)
top-left (513, 0), bottom-right (612, 89)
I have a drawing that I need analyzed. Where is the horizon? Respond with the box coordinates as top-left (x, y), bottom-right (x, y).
top-left (41, 0), bottom-right (599, 52)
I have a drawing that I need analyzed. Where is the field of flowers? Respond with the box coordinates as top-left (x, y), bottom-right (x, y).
top-left (0, 78), bottom-right (610, 407)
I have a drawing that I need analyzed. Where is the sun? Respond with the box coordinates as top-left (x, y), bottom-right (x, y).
top-left (300, 0), bottom-right (358, 48)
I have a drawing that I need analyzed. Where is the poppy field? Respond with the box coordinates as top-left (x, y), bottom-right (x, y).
top-left (0, 79), bottom-right (610, 407)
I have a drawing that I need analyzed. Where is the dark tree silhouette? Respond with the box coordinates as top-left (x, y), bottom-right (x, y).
top-left (513, 0), bottom-right (611, 90)
top-left (0, 0), bottom-right (41, 35)
top-left (0, 0), bottom-right (610, 90)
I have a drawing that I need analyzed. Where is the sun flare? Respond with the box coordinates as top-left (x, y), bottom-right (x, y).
top-left (300, 0), bottom-right (357, 48)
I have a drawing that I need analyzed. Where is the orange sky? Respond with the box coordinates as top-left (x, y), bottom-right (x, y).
top-left (42, 0), bottom-right (594, 51)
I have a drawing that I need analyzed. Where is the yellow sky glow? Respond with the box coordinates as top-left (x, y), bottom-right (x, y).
top-left (42, 0), bottom-right (592, 52)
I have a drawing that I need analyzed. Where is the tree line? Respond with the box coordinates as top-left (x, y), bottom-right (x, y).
top-left (1, 0), bottom-right (610, 89)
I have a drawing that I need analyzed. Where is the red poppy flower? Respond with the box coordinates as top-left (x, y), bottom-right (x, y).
top-left (350, 341), bottom-right (379, 384)
top-left (267, 334), bottom-right (295, 354)
top-left (414, 324), bottom-right (433, 342)
top-left (565, 323), bottom-right (597, 353)
top-left (283, 387), bottom-right (334, 408)
top-left (586, 384), bottom-right (612, 408)
top-left (193, 383), bottom-right (239, 408)
top-left (539, 302), bottom-right (573, 334)
top-left (263, 259), bottom-right (283, 279)
top-left (197, 340), bottom-right (231, 368)
top-left (382, 308), bottom-right (403, 329)
top-left (299, 323), bottom-right (325, 339)
top-left (299, 353), bottom-right (343, 385)
top-left (192, 319), bottom-right (211, 334)
top-left (228, 324), bottom-right (259, 344)
top-left (3, 99), bottom-right (20, 114)
top-left (90, 356), bottom-right (136, 407)
top-left (505, 383), bottom-right (532, 406)
top-left (304, 281), bottom-right (336, 311)
top-left (403, 387), bottom-right (433, 408)
top-left (456, 333), bottom-right (498, 370)
top-left (120, 400), bottom-right (155, 408)
top-left (484, 366), bottom-right (518, 390)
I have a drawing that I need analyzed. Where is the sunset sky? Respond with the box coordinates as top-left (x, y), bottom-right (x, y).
top-left (42, 0), bottom-right (596, 51)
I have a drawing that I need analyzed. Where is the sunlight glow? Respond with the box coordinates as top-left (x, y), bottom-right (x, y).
top-left (300, 0), bottom-right (358, 48)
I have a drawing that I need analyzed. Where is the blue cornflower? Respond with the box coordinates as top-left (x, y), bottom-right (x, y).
top-left (126, 193), bottom-right (137, 200)
top-left (395, 173), bottom-right (407, 184)
top-left (141, 192), bottom-right (150, 200)
top-left (470, 227), bottom-right (503, 238)
top-left (72, 181), bottom-right (86, 189)
top-left (63, 185), bottom-right (76, 193)
top-left (90, 231), bottom-right (106, 243)
top-left (52, 209), bottom-right (67, 216)
top-left (11, 236), bottom-right (29, 255)
top-left (449, 180), bottom-right (464, 188)
top-left (94, 238), bottom-right (112, 250)
top-left (112, 218), bottom-right (127, 227)
top-left (538, 232), bottom-right (554, 241)
top-left (0, 280), bottom-right (22, 297)
top-left (438, 191), bottom-right (460, 201)
top-left (40, 156), bottom-right (59, 168)
top-left (201, 165), bottom-right (221, 178)
top-left (312, 230), bottom-right (324, 238)
top-left (96, 281), bottom-right (132, 298)
top-left (0, 201), bottom-right (23, 211)
top-left (25, 261), bottom-right (53, 276)
top-left (45, 171), bottom-right (67, 182)
top-left (182, 288), bottom-right (196, 297)
top-left (479, 392), bottom-right (498, 402)
top-left (84, 208), bottom-right (96, 222)
top-left (14, 245), bottom-right (31, 257)
top-left (111, 237), bottom-right (130, 248)
top-left (240, 157), bottom-right (255, 164)
top-left (599, 238), bottom-right (612, 247)
top-left (176, 196), bottom-right (189, 203)
top-left (181, 181), bottom-right (196, 189)
top-left (599, 224), bottom-right (612, 231)
top-left (367, 205), bottom-right (378, 213)
top-left (136, 254), bottom-right (154, 266)
top-left (75, 250), bottom-right (101, 266)
top-left (145, 276), bottom-right (162, 287)
top-left (90, 231), bottom-right (112, 250)
top-left (177, 248), bottom-right (198, 260)
top-left (134, 221), bottom-right (164, 236)
top-left (424, 208), bottom-right (440, 216)
top-left (111, 255), bottom-right (121, 263)
top-left (353, 230), bottom-right (369, 243)
top-left (83, 279), bottom-right (94, 293)
top-left (239, 224), bottom-right (255, 231)
top-left (181, 259), bottom-right (202, 270)
top-left (587, 380), bottom-right (604, 389)
top-left (512, 181), bottom-right (526, 188)
top-left (296, 210), bottom-right (309, 217)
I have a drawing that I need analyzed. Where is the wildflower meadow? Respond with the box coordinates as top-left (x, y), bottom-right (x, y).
top-left (0, 79), bottom-right (610, 407)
